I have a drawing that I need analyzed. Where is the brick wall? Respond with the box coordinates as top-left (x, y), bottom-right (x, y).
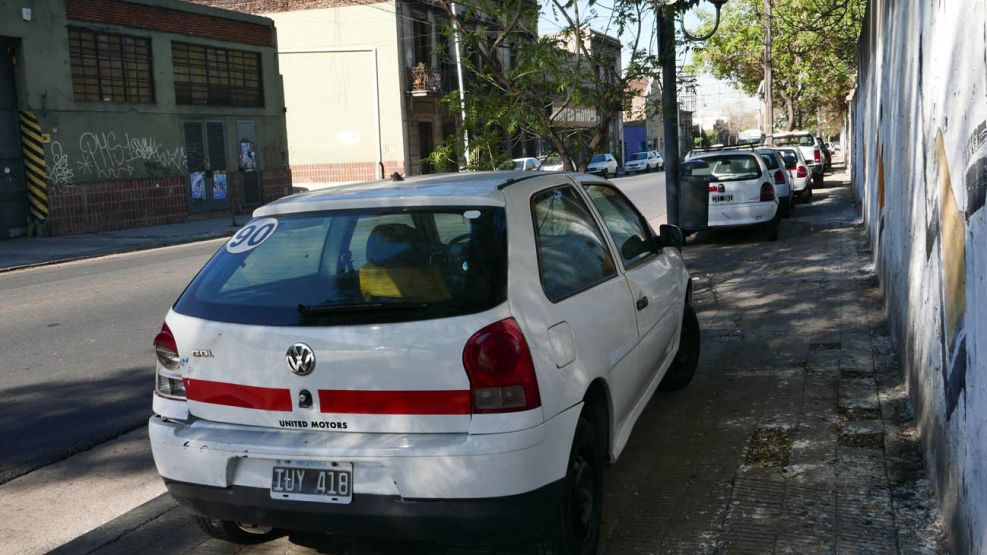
top-left (47, 177), bottom-right (188, 236)
top-left (185, 0), bottom-right (388, 14)
top-left (260, 168), bottom-right (293, 202)
top-left (291, 161), bottom-right (404, 184)
top-left (65, 0), bottom-right (274, 47)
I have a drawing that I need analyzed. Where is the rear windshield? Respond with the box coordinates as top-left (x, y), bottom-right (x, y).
top-left (629, 152), bottom-right (648, 161)
top-left (174, 207), bottom-right (507, 326)
top-left (701, 154), bottom-right (763, 181)
top-left (591, 154), bottom-right (606, 163)
top-left (777, 149), bottom-right (799, 168)
top-left (758, 151), bottom-right (780, 170)
top-left (775, 135), bottom-right (815, 147)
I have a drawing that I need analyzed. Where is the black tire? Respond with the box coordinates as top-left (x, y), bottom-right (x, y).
top-left (813, 173), bottom-right (824, 188)
top-left (659, 304), bottom-right (701, 391)
top-left (535, 413), bottom-right (603, 555)
top-left (192, 515), bottom-right (281, 545)
top-left (781, 198), bottom-right (793, 217)
top-left (804, 185), bottom-right (814, 203)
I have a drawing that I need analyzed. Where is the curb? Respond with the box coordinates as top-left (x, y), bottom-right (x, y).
top-left (0, 229), bottom-right (238, 274)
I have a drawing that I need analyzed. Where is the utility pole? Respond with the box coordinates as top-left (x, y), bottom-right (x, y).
top-left (451, 2), bottom-right (470, 167)
top-left (659, 6), bottom-right (680, 227)
top-left (763, 0), bottom-right (773, 144)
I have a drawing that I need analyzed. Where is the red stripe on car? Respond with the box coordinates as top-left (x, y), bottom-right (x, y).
top-left (184, 378), bottom-right (292, 411)
top-left (318, 389), bottom-right (471, 415)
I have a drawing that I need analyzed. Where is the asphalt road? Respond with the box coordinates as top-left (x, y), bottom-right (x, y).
top-left (0, 239), bottom-right (224, 483)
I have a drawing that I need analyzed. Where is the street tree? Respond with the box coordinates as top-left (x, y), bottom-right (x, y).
top-left (689, 0), bottom-right (865, 134)
top-left (430, 0), bottom-right (673, 171)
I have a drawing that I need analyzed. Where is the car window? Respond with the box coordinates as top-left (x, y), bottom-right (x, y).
top-left (702, 154), bottom-right (762, 181)
top-left (776, 135), bottom-right (815, 147)
top-left (630, 153), bottom-right (647, 161)
top-left (532, 186), bottom-right (617, 302)
top-left (591, 154), bottom-right (605, 163)
top-left (583, 184), bottom-right (656, 267)
top-left (758, 152), bottom-right (780, 170)
top-left (174, 207), bottom-right (507, 326)
top-left (777, 149), bottom-right (799, 168)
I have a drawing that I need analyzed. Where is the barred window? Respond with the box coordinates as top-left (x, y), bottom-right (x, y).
top-left (172, 42), bottom-right (263, 107)
top-left (68, 28), bottom-right (154, 103)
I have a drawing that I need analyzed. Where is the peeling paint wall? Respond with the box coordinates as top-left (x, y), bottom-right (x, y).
top-left (850, 1), bottom-right (987, 552)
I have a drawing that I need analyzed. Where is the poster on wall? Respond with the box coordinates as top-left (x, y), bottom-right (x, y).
top-left (213, 172), bottom-right (228, 200)
top-left (240, 141), bottom-right (257, 171)
top-left (190, 172), bottom-right (206, 200)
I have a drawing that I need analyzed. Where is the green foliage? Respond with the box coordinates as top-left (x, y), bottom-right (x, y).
top-left (690, 0), bottom-right (865, 133)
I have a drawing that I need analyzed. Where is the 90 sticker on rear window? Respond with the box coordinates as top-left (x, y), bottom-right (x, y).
top-left (226, 218), bottom-right (278, 254)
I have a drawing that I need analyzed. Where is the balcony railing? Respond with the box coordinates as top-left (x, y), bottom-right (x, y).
top-left (410, 65), bottom-right (443, 96)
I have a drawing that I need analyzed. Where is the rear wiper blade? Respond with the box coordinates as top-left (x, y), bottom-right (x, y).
top-left (297, 301), bottom-right (429, 316)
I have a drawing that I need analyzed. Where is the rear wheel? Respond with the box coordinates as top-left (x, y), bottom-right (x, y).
top-left (192, 516), bottom-right (281, 545)
top-left (659, 304), bottom-right (700, 391)
top-left (762, 217), bottom-right (780, 241)
top-left (536, 413), bottom-right (603, 555)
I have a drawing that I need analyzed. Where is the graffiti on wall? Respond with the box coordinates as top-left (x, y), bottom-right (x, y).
top-left (73, 131), bottom-right (187, 180)
top-left (47, 141), bottom-right (74, 189)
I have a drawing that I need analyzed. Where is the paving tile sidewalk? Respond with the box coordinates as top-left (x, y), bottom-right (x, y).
top-left (59, 167), bottom-right (947, 555)
top-left (0, 215), bottom-right (244, 272)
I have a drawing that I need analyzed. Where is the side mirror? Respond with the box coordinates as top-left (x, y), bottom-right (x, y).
top-left (659, 224), bottom-right (684, 251)
top-left (620, 235), bottom-right (647, 260)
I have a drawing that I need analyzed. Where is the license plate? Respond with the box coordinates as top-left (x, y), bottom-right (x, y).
top-left (712, 194), bottom-right (734, 203)
top-left (270, 460), bottom-right (353, 504)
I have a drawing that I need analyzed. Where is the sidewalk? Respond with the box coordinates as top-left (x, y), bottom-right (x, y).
top-left (55, 166), bottom-right (947, 554)
top-left (0, 215), bottom-right (244, 272)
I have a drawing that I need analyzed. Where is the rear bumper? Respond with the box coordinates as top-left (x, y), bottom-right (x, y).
top-left (707, 201), bottom-right (778, 228)
top-left (165, 478), bottom-right (563, 542)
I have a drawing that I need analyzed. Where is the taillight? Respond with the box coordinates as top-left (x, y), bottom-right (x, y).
top-left (760, 182), bottom-right (775, 202)
top-left (463, 318), bottom-right (541, 413)
top-left (154, 323), bottom-right (180, 370)
top-left (797, 166), bottom-right (808, 178)
top-left (154, 323), bottom-right (186, 399)
top-left (774, 170), bottom-right (786, 185)
top-left (814, 149), bottom-right (821, 163)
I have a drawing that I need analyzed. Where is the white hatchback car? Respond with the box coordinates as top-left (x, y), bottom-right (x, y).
top-left (684, 150), bottom-right (780, 241)
top-left (774, 146), bottom-right (813, 202)
top-left (586, 153), bottom-right (618, 177)
top-left (149, 172), bottom-right (699, 553)
top-left (623, 151), bottom-right (664, 174)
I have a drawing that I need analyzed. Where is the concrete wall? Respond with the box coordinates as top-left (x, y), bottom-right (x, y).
top-left (265, 4), bottom-right (406, 185)
top-left (850, 1), bottom-right (987, 552)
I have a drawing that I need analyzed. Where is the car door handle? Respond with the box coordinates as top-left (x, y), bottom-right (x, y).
top-left (636, 295), bottom-right (649, 311)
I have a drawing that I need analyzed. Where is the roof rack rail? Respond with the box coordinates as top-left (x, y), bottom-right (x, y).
top-left (689, 143), bottom-right (761, 154)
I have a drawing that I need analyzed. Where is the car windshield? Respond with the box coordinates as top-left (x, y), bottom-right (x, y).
top-left (629, 153), bottom-right (648, 161)
top-left (591, 154), bottom-right (606, 163)
top-left (174, 208), bottom-right (507, 326)
top-left (543, 156), bottom-right (561, 165)
top-left (777, 149), bottom-right (799, 168)
top-left (701, 154), bottom-right (762, 181)
top-left (775, 135), bottom-right (815, 147)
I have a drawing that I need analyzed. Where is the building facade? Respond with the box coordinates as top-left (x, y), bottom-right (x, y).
top-left (189, 0), bottom-right (467, 188)
top-left (0, 0), bottom-right (290, 237)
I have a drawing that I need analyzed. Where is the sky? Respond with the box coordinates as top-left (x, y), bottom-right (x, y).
top-left (536, 0), bottom-right (762, 130)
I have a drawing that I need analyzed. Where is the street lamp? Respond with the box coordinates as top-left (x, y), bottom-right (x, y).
top-left (659, 0), bottom-right (728, 228)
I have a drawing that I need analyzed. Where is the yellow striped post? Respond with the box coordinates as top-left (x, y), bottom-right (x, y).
top-left (18, 110), bottom-right (48, 222)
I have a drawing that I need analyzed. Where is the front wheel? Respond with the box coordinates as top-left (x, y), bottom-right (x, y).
top-left (193, 516), bottom-right (281, 545)
top-left (536, 413), bottom-right (603, 555)
top-left (658, 304), bottom-right (700, 391)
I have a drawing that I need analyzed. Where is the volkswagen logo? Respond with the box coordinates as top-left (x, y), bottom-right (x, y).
top-left (286, 343), bottom-right (316, 376)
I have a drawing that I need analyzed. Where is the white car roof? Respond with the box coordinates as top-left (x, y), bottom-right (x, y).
top-left (774, 130), bottom-right (815, 138)
top-left (254, 171), bottom-right (532, 216)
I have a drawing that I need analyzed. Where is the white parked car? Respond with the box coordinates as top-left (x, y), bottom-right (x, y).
top-left (624, 150), bottom-right (664, 174)
top-left (683, 150), bottom-right (780, 241)
top-left (539, 154), bottom-right (564, 172)
top-left (774, 146), bottom-right (813, 202)
top-left (756, 148), bottom-right (794, 217)
top-left (149, 171), bottom-right (699, 552)
top-left (507, 157), bottom-right (542, 171)
top-left (586, 153), bottom-right (618, 178)
top-left (774, 131), bottom-right (824, 188)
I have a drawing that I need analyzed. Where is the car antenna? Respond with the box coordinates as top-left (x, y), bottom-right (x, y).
top-left (390, 172), bottom-right (404, 182)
